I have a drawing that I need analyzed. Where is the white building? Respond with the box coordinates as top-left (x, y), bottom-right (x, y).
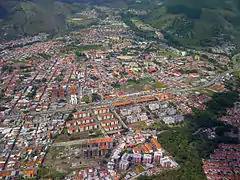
top-left (119, 160), bottom-right (130, 170)
top-left (70, 94), bottom-right (78, 104)
top-left (143, 154), bottom-right (152, 164)
top-left (149, 103), bottom-right (159, 111)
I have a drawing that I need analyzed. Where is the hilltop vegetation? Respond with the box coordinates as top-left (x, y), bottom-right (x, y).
top-left (143, 0), bottom-right (240, 48)
top-left (0, 0), bottom-right (84, 41)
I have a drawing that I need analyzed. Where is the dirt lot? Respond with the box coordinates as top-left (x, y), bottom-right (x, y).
top-left (44, 144), bottom-right (101, 173)
top-left (54, 129), bottom-right (103, 143)
top-left (118, 78), bottom-right (166, 94)
top-left (128, 121), bottom-right (147, 130)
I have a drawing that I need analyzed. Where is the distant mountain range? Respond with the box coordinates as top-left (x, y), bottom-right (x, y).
top-left (1, 0), bottom-right (240, 49)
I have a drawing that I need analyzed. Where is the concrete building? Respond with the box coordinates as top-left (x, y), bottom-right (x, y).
top-left (154, 151), bottom-right (163, 162)
top-left (126, 115), bottom-right (137, 124)
top-left (149, 103), bottom-right (159, 111)
top-left (119, 160), bottom-right (130, 170)
top-left (132, 154), bottom-right (142, 163)
top-left (137, 113), bottom-right (148, 121)
top-left (70, 95), bottom-right (78, 104)
top-left (132, 106), bottom-right (141, 114)
top-left (143, 154), bottom-right (152, 164)
top-left (120, 108), bottom-right (132, 116)
top-left (160, 157), bottom-right (175, 167)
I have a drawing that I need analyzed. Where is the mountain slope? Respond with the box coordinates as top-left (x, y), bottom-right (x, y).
top-left (0, 0), bottom-right (75, 41)
top-left (144, 0), bottom-right (240, 48)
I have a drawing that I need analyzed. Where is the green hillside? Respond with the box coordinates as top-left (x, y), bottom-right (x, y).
top-left (0, 0), bottom-right (83, 41)
top-left (144, 0), bottom-right (240, 48)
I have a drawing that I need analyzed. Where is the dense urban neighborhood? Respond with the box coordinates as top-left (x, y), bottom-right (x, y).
top-left (0, 4), bottom-right (240, 180)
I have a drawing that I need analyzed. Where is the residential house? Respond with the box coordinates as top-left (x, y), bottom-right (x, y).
top-left (94, 107), bottom-right (110, 115)
top-left (98, 113), bottom-right (114, 121)
top-left (73, 111), bottom-right (90, 119)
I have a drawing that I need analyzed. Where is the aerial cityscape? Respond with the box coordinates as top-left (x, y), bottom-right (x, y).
top-left (0, 0), bottom-right (240, 179)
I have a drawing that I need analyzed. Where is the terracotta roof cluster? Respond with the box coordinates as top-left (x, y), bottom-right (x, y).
top-left (98, 113), bottom-right (114, 118)
top-left (151, 138), bottom-right (161, 150)
top-left (219, 103), bottom-right (240, 128)
top-left (113, 100), bottom-right (133, 107)
top-left (101, 119), bottom-right (118, 125)
top-left (95, 107), bottom-right (109, 111)
top-left (73, 111), bottom-right (89, 116)
top-left (79, 122), bottom-right (97, 129)
top-left (136, 97), bottom-right (155, 103)
top-left (66, 117), bottom-right (93, 127)
top-left (67, 122), bottom-right (97, 131)
top-left (88, 137), bottom-right (113, 144)
top-left (203, 143), bottom-right (240, 180)
top-left (133, 147), bottom-right (141, 153)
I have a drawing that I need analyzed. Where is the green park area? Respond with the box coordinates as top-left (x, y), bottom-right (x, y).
top-left (131, 19), bottom-right (143, 25)
top-left (112, 78), bottom-right (166, 94)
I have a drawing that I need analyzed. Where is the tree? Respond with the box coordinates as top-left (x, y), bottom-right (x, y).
top-left (75, 51), bottom-right (86, 57)
top-left (92, 93), bottom-right (101, 102)
top-left (215, 126), bottom-right (229, 136)
top-left (42, 78), bottom-right (47, 83)
top-left (81, 95), bottom-right (90, 104)
top-left (66, 113), bottom-right (73, 122)
top-left (111, 82), bottom-right (121, 88)
top-left (1, 65), bottom-right (13, 73)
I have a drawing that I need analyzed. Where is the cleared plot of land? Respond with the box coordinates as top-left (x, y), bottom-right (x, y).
top-left (128, 121), bottom-right (147, 130)
top-left (118, 78), bottom-right (166, 94)
top-left (38, 167), bottom-right (66, 179)
top-left (54, 129), bottom-right (103, 143)
top-left (44, 144), bottom-right (101, 173)
top-left (67, 13), bottom-right (97, 27)
top-left (68, 18), bottom-right (97, 27)
top-left (54, 139), bottom-right (89, 147)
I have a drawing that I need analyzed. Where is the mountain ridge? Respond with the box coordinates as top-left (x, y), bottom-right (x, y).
top-left (1, 0), bottom-right (240, 49)
top-left (0, 0), bottom-right (74, 41)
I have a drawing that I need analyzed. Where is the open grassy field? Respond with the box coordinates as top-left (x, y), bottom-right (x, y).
top-left (128, 121), bottom-right (147, 130)
top-left (54, 129), bottom-right (103, 143)
top-left (131, 18), bottom-right (143, 25)
top-left (233, 71), bottom-right (240, 78)
top-left (117, 78), bottom-right (166, 94)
